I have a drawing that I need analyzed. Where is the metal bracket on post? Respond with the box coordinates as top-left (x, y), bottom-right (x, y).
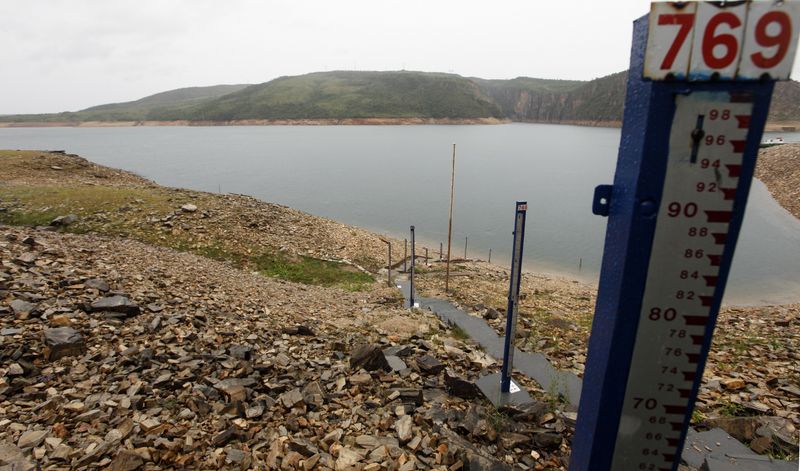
top-left (592, 185), bottom-right (613, 217)
top-left (477, 201), bottom-right (533, 407)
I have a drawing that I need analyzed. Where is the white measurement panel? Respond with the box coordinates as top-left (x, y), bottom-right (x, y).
top-left (610, 91), bottom-right (753, 471)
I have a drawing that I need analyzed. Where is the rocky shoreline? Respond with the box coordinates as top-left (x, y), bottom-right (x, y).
top-left (756, 143), bottom-right (800, 220)
top-left (1, 150), bottom-right (798, 469)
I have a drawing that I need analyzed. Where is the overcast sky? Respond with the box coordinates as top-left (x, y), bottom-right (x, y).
top-left (2, 0), bottom-right (798, 114)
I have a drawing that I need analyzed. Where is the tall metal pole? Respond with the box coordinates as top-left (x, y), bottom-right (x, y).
top-left (409, 226), bottom-right (415, 309)
top-left (489, 248), bottom-right (492, 264)
top-left (464, 236), bottom-right (468, 259)
top-left (445, 144), bottom-right (456, 292)
top-left (500, 202), bottom-right (528, 393)
top-left (440, 242), bottom-right (443, 261)
top-left (425, 248), bottom-right (428, 264)
top-left (403, 239), bottom-right (407, 272)
top-left (380, 238), bottom-right (392, 287)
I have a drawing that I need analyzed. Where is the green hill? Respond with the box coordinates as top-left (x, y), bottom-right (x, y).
top-left (2, 84), bottom-right (249, 122)
top-left (180, 71), bottom-right (503, 120)
top-left (1, 71), bottom-right (798, 125)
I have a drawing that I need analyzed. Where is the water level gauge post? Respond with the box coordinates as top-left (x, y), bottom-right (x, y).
top-left (477, 201), bottom-right (533, 407)
top-left (570, 2), bottom-right (798, 471)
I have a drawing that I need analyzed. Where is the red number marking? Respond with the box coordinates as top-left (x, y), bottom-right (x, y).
top-left (702, 12), bottom-right (742, 69)
top-left (658, 13), bottom-right (696, 69)
top-left (751, 11), bottom-right (792, 68)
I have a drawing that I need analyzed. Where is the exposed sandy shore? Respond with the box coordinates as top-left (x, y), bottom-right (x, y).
top-left (1, 118), bottom-right (796, 130)
top-left (0, 117), bottom-right (509, 128)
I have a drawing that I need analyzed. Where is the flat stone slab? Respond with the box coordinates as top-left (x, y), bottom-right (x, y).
top-left (476, 372), bottom-right (534, 408)
top-left (681, 428), bottom-right (797, 471)
top-left (398, 280), bottom-right (581, 405)
top-left (703, 453), bottom-right (798, 471)
top-left (89, 295), bottom-right (140, 316)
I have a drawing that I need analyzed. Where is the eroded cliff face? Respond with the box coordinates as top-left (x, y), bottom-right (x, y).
top-left (476, 72), bottom-right (627, 125)
top-left (477, 72), bottom-right (799, 126)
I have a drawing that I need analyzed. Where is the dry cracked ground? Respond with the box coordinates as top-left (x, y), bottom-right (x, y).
top-left (0, 148), bottom-right (798, 470)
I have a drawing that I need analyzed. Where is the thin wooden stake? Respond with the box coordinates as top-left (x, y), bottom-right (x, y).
top-left (445, 144), bottom-right (456, 293)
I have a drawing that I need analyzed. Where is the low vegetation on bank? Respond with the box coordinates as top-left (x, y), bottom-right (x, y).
top-left (0, 150), bottom-right (390, 291)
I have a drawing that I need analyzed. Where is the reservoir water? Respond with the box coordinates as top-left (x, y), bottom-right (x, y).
top-left (1, 124), bottom-right (799, 305)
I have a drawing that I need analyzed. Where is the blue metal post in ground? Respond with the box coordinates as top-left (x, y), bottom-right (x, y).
top-left (500, 201), bottom-right (527, 393)
top-left (409, 226), bottom-right (415, 309)
top-left (570, 2), bottom-right (795, 470)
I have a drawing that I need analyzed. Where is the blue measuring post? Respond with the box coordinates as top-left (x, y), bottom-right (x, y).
top-left (571, 2), bottom-right (799, 471)
top-left (409, 225), bottom-right (415, 309)
top-left (500, 201), bottom-right (528, 393)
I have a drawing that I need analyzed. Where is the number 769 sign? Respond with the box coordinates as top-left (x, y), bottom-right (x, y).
top-left (645, 1), bottom-right (800, 81)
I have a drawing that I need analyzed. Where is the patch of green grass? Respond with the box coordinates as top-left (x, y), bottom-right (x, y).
top-left (250, 252), bottom-right (374, 291)
top-left (487, 409), bottom-right (511, 433)
top-left (717, 400), bottom-right (747, 417)
top-left (0, 183), bottom-right (378, 291)
top-left (545, 375), bottom-right (568, 412)
top-left (451, 325), bottom-right (470, 340)
top-left (0, 208), bottom-right (59, 227)
top-left (691, 409), bottom-right (706, 424)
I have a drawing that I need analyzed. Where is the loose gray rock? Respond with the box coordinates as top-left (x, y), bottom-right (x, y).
top-left (18, 429), bottom-right (48, 449)
top-left (14, 253), bottom-right (38, 265)
top-left (110, 450), bottom-right (144, 471)
top-left (395, 415), bottom-right (413, 443)
top-left (50, 214), bottom-right (78, 226)
top-left (385, 355), bottom-right (407, 372)
top-left (532, 431), bottom-right (562, 449)
top-left (84, 278), bottom-right (110, 292)
top-left (350, 344), bottom-right (390, 371)
top-left (444, 369), bottom-right (480, 399)
top-left (43, 327), bottom-right (84, 361)
top-left (499, 432), bottom-right (530, 450)
top-left (10, 299), bottom-right (37, 316)
top-left (281, 325), bottom-right (315, 336)
top-left (181, 204), bottom-right (198, 213)
top-left (280, 388), bottom-right (304, 408)
top-left (214, 378), bottom-right (249, 402)
top-left (228, 344), bottom-right (252, 360)
top-left (89, 295), bottom-right (140, 316)
top-left (415, 354), bottom-right (445, 375)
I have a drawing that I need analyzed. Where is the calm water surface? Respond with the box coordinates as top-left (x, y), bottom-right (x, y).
top-left (1, 124), bottom-right (799, 305)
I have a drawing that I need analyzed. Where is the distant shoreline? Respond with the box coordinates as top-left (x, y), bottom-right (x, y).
top-left (0, 117), bottom-right (510, 128)
top-left (0, 118), bottom-right (795, 131)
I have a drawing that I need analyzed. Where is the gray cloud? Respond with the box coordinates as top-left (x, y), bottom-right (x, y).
top-left (2, 0), bottom-right (798, 114)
